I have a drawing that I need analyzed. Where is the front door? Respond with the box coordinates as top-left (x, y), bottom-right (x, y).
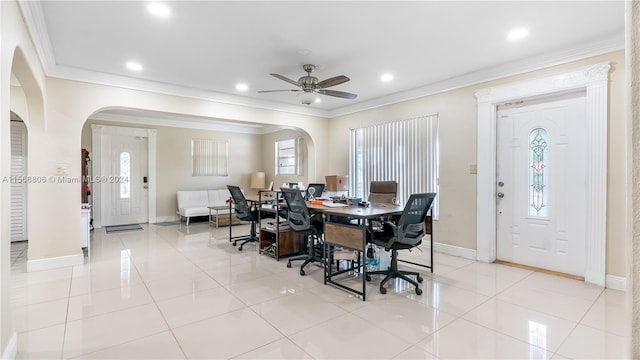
top-left (496, 93), bottom-right (586, 276)
top-left (103, 134), bottom-right (148, 226)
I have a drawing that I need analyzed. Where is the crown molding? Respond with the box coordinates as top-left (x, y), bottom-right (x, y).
top-left (18, 0), bottom-right (56, 74)
top-left (18, 1), bottom-right (624, 119)
top-left (49, 65), bottom-right (332, 118)
top-left (89, 111), bottom-right (285, 135)
top-left (327, 33), bottom-right (624, 118)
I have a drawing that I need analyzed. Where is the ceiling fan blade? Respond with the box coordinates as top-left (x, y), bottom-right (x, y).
top-left (317, 75), bottom-right (350, 88)
top-left (270, 73), bottom-right (299, 86)
top-left (317, 89), bottom-right (358, 99)
top-left (257, 89), bottom-right (301, 93)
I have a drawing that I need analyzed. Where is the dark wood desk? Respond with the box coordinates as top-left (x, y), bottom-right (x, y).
top-left (321, 204), bottom-right (404, 301)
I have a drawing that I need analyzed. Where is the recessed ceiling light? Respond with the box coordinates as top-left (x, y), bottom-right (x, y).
top-left (508, 28), bottom-right (528, 40)
top-left (380, 73), bottom-right (394, 82)
top-left (126, 62), bottom-right (143, 71)
top-left (235, 83), bottom-right (249, 91)
top-left (148, 3), bottom-right (170, 17)
top-left (296, 49), bottom-right (312, 56)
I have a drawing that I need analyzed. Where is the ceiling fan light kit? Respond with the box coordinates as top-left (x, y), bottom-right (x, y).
top-left (259, 64), bottom-right (358, 105)
top-left (299, 92), bottom-right (319, 105)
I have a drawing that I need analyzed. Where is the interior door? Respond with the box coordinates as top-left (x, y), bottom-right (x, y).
top-left (103, 134), bottom-right (148, 226)
top-left (496, 93), bottom-right (586, 276)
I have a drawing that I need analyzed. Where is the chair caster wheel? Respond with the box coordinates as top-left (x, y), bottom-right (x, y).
top-left (287, 262), bottom-right (292, 268)
top-left (417, 276), bottom-right (424, 283)
top-left (365, 275), bottom-right (372, 281)
top-left (379, 287), bottom-right (387, 294)
top-left (415, 288), bottom-right (423, 295)
top-left (232, 243), bottom-right (237, 246)
top-left (300, 269), bottom-right (306, 276)
top-left (238, 247), bottom-right (243, 251)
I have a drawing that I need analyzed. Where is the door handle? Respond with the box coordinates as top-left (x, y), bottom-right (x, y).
top-left (497, 192), bottom-right (504, 198)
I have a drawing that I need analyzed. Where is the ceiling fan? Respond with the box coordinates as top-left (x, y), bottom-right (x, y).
top-left (259, 64), bottom-right (358, 105)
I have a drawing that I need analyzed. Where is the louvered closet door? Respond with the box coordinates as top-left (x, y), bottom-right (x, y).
top-left (10, 121), bottom-right (28, 241)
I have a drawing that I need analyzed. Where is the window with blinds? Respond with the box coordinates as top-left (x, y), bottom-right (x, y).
top-left (350, 114), bottom-right (439, 218)
top-left (192, 139), bottom-right (228, 176)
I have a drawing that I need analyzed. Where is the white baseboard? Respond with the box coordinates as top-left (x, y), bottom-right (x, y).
top-left (605, 275), bottom-right (627, 291)
top-left (155, 215), bottom-right (180, 223)
top-left (27, 252), bottom-right (84, 272)
top-left (423, 241), bottom-right (477, 261)
top-left (2, 332), bottom-right (17, 360)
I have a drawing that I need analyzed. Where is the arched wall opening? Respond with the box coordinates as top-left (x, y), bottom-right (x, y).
top-left (80, 107), bottom-right (321, 225)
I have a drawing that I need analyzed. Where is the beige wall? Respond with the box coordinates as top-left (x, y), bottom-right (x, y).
top-left (328, 50), bottom-right (628, 277)
top-left (261, 129), bottom-right (317, 189)
top-left (82, 121), bottom-right (265, 219)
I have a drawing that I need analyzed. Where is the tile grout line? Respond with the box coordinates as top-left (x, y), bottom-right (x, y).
top-left (122, 234), bottom-right (191, 360)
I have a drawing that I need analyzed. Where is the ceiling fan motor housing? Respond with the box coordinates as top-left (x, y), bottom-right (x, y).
top-left (299, 76), bottom-right (319, 89)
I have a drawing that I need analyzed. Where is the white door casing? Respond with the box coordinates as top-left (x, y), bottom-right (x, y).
top-left (496, 94), bottom-right (587, 276)
top-left (476, 62), bottom-right (609, 286)
top-left (91, 125), bottom-right (157, 228)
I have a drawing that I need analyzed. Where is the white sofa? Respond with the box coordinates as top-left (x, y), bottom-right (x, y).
top-left (176, 189), bottom-right (233, 227)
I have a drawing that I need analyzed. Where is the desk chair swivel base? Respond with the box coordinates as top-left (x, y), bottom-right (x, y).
top-left (232, 222), bottom-right (259, 251)
top-left (286, 235), bottom-right (323, 276)
top-left (365, 248), bottom-right (424, 295)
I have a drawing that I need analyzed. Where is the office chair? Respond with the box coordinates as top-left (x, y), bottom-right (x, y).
top-left (281, 187), bottom-right (325, 275)
top-left (226, 185), bottom-right (267, 251)
top-left (366, 192), bottom-right (436, 295)
top-left (305, 183), bottom-right (325, 200)
top-left (368, 181), bottom-right (398, 204)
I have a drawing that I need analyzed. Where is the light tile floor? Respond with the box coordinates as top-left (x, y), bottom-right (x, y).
top-left (10, 222), bottom-right (631, 359)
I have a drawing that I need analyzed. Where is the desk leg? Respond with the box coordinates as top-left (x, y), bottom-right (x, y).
top-left (228, 199), bottom-right (232, 242)
top-left (361, 229), bottom-right (367, 301)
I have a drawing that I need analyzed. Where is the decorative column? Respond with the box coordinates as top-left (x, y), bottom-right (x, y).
top-left (628, 0), bottom-right (640, 357)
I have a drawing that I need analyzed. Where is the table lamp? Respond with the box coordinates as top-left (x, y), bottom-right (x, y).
top-left (250, 171), bottom-right (266, 194)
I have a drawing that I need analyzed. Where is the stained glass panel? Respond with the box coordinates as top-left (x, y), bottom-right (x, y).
top-left (529, 129), bottom-right (548, 217)
top-left (120, 152), bottom-right (130, 199)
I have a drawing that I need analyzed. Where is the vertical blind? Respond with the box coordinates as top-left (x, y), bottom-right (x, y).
top-left (350, 114), bottom-right (439, 218)
top-left (192, 139), bottom-right (228, 176)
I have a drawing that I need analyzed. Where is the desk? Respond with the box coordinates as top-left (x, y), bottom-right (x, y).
top-left (322, 204), bottom-right (403, 301)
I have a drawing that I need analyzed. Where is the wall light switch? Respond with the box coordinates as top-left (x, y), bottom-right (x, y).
top-left (470, 164), bottom-right (477, 174)
top-left (55, 163), bottom-right (68, 175)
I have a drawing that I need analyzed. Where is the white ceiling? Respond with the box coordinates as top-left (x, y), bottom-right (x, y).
top-left (20, 1), bottom-right (625, 119)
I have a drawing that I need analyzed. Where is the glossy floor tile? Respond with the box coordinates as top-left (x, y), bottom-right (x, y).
top-left (10, 222), bottom-right (631, 359)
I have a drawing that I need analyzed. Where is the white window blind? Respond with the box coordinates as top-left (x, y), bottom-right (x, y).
top-left (192, 139), bottom-right (228, 176)
top-left (350, 114), bottom-right (439, 218)
top-left (10, 120), bottom-right (27, 241)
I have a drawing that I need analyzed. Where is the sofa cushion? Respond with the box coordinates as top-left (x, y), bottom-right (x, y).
top-left (181, 207), bottom-right (210, 217)
top-left (177, 190), bottom-right (209, 209)
top-left (207, 190), bottom-right (231, 208)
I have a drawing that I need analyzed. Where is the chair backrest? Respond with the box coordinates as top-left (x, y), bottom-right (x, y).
top-left (368, 181), bottom-right (398, 204)
top-left (226, 185), bottom-right (253, 221)
top-left (394, 193), bottom-right (437, 245)
top-left (280, 187), bottom-right (313, 232)
top-left (305, 183), bottom-right (325, 200)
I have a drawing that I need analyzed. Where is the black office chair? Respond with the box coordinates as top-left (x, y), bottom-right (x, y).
top-left (305, 183), bottom-right (325, 200)
top-left (366, 192), bottom-right (436, 295)
top-left (226, 185), bottom-right (266, 251)
top-left (281, 187), bottom-right (325, 275)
